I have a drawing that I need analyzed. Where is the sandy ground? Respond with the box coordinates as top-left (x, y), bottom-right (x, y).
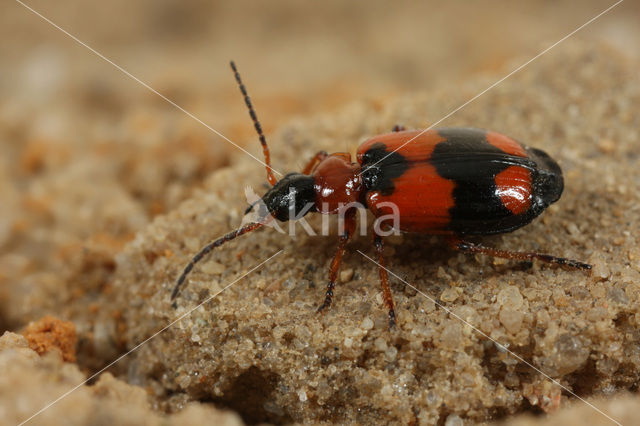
top-left (97, 41), bottom-right (640, 424)
top-left (1, 1), bottom-right (639, 425)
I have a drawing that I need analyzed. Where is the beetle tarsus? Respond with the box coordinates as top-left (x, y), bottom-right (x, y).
top-left (388, 309), bottom-right (397, 329)
top-left (316, 286), bottom-right (335, 314)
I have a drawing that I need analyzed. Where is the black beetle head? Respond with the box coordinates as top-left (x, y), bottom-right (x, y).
top-left (252, 173), bottom-right (316, 222)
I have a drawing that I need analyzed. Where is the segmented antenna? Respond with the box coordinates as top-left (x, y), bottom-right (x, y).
top-left (230, 61), bottom-right (277, 186)
top-left (171, 222), bottom-right (264, 300)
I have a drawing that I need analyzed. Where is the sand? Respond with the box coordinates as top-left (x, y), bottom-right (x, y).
top-left (1, 3), bottom-right (639, 423)
top-left (0, 332), bottom-right (242, 425)
top-left (90, 42), bottom-right (638, 424)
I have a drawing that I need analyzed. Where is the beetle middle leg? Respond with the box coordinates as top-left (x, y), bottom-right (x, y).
top-left (448, 238), bottom-right (592, 270)
top-left (373, 232), bottom-right (397, 328)
top-left (317, 209), bottom-right (356, 314)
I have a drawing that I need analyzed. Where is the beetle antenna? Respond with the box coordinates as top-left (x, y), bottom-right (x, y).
top-left (171, 221), bottom-right (264, 300)
top-left (230, 61), bottom-right (277, 186)
top-left (244, 200), bottom-right (260, 215)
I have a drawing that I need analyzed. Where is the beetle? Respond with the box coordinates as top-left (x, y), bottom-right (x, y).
top-left (171, 61), bottom-right (591, 327)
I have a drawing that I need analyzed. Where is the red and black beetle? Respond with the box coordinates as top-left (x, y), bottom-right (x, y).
top-left (171, 62), bottom-right (591, 327)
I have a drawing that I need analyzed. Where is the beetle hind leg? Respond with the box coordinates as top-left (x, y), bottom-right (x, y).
top-left (373, 233), bottom-right (397, 328)
top-left (448, 238), bottom-right (592, 270)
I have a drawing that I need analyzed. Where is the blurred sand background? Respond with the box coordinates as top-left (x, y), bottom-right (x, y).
top-left (1, 1), bottom-right (639, 425)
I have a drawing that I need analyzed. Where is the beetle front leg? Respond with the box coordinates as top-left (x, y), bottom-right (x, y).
top-left (317, 209), bottom-right (356, 314)
top-left (373, 232), bottom-right (397, 328)
top-left (448, 238), bottom-right (592, 270)
top-left (302, 151), bottom-right (328, 175)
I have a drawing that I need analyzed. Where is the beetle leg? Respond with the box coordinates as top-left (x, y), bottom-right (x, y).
top-left (317, 209), bottom-right (357, 314)
top-left (392, 124), bottom-right (406, 132)
top-left (448, 238), bottom-right (592, 270)
top-left (373, 232), bottom-right (397, 328)
top-left (302, 150), bottom-right (328, 175)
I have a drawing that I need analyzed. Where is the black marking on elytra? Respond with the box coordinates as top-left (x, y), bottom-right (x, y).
top-left (432, 128), bottom-right (541, 235)
top-left (360, 142), bottom-right (409, 196)
top-left (526, 147), bottom-right (563, 207)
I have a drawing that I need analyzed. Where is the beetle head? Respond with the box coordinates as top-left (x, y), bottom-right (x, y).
top-left (249, 173), bottom-right (316, 222)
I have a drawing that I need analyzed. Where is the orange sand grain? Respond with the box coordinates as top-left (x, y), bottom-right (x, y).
top-left (22, 316), bottom-right (78, 362)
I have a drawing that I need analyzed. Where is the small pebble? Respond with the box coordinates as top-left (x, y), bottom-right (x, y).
top-left (499, 308), bottom-right (523, 334)
top-left (380, 384), bottom-right (393, 396)
top-left (497, 286), bottom-right (523, 310)
top-left (598, 138), bottom-right (616, 154)
top-left (445, 413), bottom-right (463, 426)
top-left (385, 346), bottom-right (398, 362)
top-left (440, 322), bottom-right (463, 349)
top-left (591, 255), bottom-right (611, 280)
top-left (440, 287), bottom-right (459, 303)
top-left (340, 268), bottom-right (354, 283)
top-left (360, 317), bottom-right (374, 330)
top-left (374, 337), bottom-right (388, 352)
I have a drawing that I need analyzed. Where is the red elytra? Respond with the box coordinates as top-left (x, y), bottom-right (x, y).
top-left (171, 62), bottom-right (591, 327)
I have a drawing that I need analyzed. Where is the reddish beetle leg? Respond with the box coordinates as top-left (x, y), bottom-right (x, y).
top-left (302, 151), bottom-right (328, 175)
top-left (317, 209), bottom-right (357, 314)
top-left (448, 238), bottom-right (592, 270)
top-left (373, 232), bottom-right (397, 328)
